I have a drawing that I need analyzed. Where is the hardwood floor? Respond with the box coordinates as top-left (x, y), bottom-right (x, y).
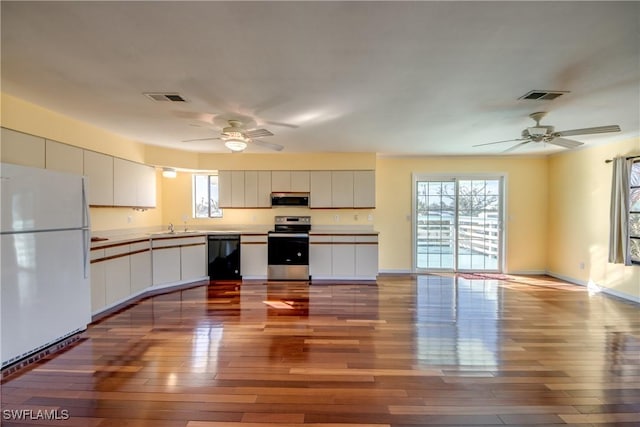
top-left (2, 274), bottom-right (639, 426)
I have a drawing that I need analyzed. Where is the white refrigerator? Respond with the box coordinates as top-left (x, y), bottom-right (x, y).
top-left (1, 162), bottom-right (91, 367)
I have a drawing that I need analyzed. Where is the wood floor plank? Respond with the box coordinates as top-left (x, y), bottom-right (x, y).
top-left (2, 274), bottom-right (638, 426)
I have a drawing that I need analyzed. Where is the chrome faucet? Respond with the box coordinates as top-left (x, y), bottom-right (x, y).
top-left (168, 223), bottom-right (174, 233)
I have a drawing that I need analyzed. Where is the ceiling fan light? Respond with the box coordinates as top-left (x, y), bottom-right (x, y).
top-left (224, 138), bottom-right (248, 152)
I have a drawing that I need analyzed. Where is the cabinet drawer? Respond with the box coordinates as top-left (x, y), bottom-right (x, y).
top-left (241, 234), bottom-right (268, 244)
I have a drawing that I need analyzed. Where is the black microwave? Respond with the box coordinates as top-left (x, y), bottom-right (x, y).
top-left (271, 192), bottom-right (310, 207)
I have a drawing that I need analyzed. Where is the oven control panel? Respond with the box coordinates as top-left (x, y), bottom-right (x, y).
top-left (274, 216), bottom-right (311, 225)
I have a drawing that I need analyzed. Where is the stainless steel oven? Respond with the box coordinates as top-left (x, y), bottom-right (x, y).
top-left (268, 216), bottom-right (310, 280)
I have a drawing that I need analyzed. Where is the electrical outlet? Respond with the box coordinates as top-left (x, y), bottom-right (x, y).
top-left (354, 214), bottom-right (359, 221)
top-left (127, 215), bottom-right (132, 224)
top-left (334, 214), bottom-right (340, 222)
top-left (368, 214), bottom-right (373, 221)
top-left (579, 262), bottom-right (585, 270)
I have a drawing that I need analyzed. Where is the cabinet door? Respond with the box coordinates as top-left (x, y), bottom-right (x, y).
top-left (218, 171), bottom-right (232, 208)
top-left (332, 171), bottom-right (354, 208)
top-left (271, 171), bottom-right (291, 191)
top-left (331, 236), bottom-right (355, 277)
top-left (0, 128), bottom-right (45, 168)
top-left (130, 243), bottom-right (152, 293)
top-left (105, 256), bottom-right (131, 306)
top-left (291, 171), bottom-right (310, 192)
top-left (354, 170), bottom-right (375, 208)
top-left (309, 235), bottom-right (332, 278)
top-left (231, 171), bottom-right (245, 208)
top-left (181, 244), bottom-right (207, 281)
top-left (137, 164), bottom-right (157, 208)
top-left (113, 158), bottom-right (138, 206)
top-left (45, 140), bottom-right (83, 174)
top-left (310, 171), bottom-right (332, 208)
top-left (355, 236), bottom-right (378, 279)
top-left (152, 247), bottom-right (181, 285)
top-left (241, 235), bottom-right (268, 278)
top-left (257, 171), bottom-right (272, 207)
top-left (83, 150), bottom-right (114, 206)
top-left (244, 171), bottom-right (258, 207)
top-left (90, 252), bottom-right (106, 313)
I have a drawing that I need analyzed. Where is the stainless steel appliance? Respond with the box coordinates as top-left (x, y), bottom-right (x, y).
top-left (270, 192), bottom-right (310, 207)
top-left (268, 216), bottom-right (311, 280)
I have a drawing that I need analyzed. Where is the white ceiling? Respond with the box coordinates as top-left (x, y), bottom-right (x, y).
top-left (1, 1), bottom-right (639, 156)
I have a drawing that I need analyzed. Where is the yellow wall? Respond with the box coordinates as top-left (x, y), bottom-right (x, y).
top-left (376, 155), bottom-right (549, 273)
top-left (548, 138), bottom-right (640, 300)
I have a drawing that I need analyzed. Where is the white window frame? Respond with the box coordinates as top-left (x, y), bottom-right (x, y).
top-left (192, 174), bottom-right (223, 218)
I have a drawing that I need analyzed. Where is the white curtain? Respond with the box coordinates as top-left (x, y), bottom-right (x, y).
top-left (609, 156), bottom-right (631, 265)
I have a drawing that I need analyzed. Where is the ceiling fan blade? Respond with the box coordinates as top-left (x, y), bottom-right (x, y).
top-left (181, 137), bottom-right (222, 142)
top-left (555, 125), bottom-right (621, 137)
top-left (251, 139), bottom-right (284, 151)
top-left (244, 128), bottom-right (274, 138)
top-left (547, 137), bottom-right (583, 149)
top-left (473, 138), bottom-right (529, 147)
top-left (264, 120), bottom-right (299, 129)
top-left (502, 141), bottom-right (530, 153)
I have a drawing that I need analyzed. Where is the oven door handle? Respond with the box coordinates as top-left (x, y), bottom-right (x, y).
top-left (269, 233), bottom-right (309, 238)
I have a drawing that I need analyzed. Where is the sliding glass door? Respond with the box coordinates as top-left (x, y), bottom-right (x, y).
top-left (414, 175), bottom-right (504, 272)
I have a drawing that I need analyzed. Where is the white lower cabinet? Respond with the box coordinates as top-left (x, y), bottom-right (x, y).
top-left (90, 249), bottom-right (106, 313)
top-left (331, 236), bottom-right (356, 277)
top-left (355, 236), bottom-right (379, 279)
top-left (241, 234), bottom-right (268, 278)
top-left (181, 243), bottom-right (207, 282)
top-left (90, 236), bottom-right (207, 315)
top-left (152, 235), bottom-right (207, 286)
top-left (152, 247), bottom-right (181, 285)
top-left (105, 256), bottom-right (131, 306)
top-left (130, 242), bottom-right (152, 293)
top-left (309, 233), bottom-right (378, 280)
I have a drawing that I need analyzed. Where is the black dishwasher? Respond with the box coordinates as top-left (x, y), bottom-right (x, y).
top-left (208, 234), bottom-right (241, 280)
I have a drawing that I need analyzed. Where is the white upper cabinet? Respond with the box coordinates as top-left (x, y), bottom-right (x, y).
top-left (257, 171), bottom-right (272, 207)
top-left (113, 158), bottom-right (156, 208)
top-left (230, 170), bottom-right (245, 208)
top-left (354, 170), bottom-right (375, 208)
top-left (271, 171), bottom-right (291, 192)
top-left (45, 140), bottom-right (83, 174)
top-left (137, 163), bottom-right (156, 208)
top-left (220, 170), bottom-right (273, 208)
top-left (272, 171), bottom-right (310, 192)
top-left (221, 169), bottom-right (375, 209)
top-left (332, 171), bottom-right (354, 208)
top-left (113, 158), bottom-right (138, 206)
top-left (218, 170), bottom-right (232, 208)
top-left (244, 171), bottom-right (258, 207)
top-left (0, 128), bottom-right (45, 168)
top-left (291, 171), bottom-right (310, 192)
top-left (310, 171), bottom-right (332, 208)
top-left (83, 150), bottom-right (114, 206)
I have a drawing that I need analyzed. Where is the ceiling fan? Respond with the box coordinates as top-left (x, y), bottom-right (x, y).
top-left (182, 119), bottom-right (284, 152)
top-left (474, 112), bottom-right (621, 152)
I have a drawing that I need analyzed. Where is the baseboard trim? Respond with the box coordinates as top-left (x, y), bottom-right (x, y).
top-left (546, 271), bottom-right (640, 304)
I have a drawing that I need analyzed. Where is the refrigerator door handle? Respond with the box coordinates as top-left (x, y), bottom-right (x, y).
top-left (82, 178), bottom-right (91, 279)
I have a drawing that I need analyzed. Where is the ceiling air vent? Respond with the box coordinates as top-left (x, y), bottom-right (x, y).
top-left (518, 90), bottom-right (569, 101)
top-left (143, 92), bottom-right (187, 102)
